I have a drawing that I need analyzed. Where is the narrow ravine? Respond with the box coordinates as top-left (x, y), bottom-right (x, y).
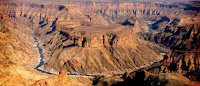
top-left (147, 21), bottom-right (155, 34)
top-left (34, 37), bottom-right (55, 75)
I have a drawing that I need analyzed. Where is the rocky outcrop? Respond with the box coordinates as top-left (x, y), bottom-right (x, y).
top-left (93, 70), bottom-right (200, 86)
top-left (0, 14), bottom-right (93, 86)
top-left (137, 16), bottom-right (200, 81)
top-left (0, 16), bottom-right (51, 86)
top-left (146, 51), bottom-right (200, 81)
top-left (39, 24), bottom-right (161, 74)
top-left (92, 75), bottom-right (123, 86)
top-left (121, 70), bottom-right (200, 86)
top-left (138, 17), bottom-right (200, 51)
top-left (31, 66), bottom-right (68, 86)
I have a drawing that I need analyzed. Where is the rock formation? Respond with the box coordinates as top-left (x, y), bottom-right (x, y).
top-left (1, 1), bottom-right (178, 74)
top-left (0, 6), bottom-right (92, 86)
top-left (122, 70), bottom-right (200, 86)
top-left (0, 14), bottom-right (49, 86)
top-left (0, 0), bottom-right (200, 85)
top-left (39, 24), bottom-right (161, 74)
top-left (93, 70), bottom-right (200, 86)
top-left (0, 17), bottom-right (92, 86)
top-left (31, 66), bottom-right (68, 86)
top-left (137, 16), bottom-right (200, 81)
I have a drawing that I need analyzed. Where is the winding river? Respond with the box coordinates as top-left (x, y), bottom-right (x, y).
top-left (32, 21), bottom-right (167, 75)
top-left (34, 37), bottom-right (55, 75)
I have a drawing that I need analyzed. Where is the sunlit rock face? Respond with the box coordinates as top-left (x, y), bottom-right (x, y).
top-left (40, 24), bottom-right (162, 74)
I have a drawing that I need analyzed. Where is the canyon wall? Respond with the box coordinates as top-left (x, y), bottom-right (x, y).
top-left (144, 23), bottom-right (200, 81)
top-left (0, 6), bottom-right (92, 86)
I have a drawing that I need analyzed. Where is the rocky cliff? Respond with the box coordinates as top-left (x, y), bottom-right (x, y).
top-left (1, 0), bottom-right (199, 75)
top-left (0, 11), bottom-right (93, 86)
top-left (0, 15), bottom-right (49, 86)
top-left (121, 70), bottom-right (200, 86)
top-left (91, 2), bottom-right (200, 85)
top-left (1, 1), bottom-right (179, 74)
top-left (143, 23), bottom-right (200, 81)
top-left (136, 10), bottom-right (200, 82)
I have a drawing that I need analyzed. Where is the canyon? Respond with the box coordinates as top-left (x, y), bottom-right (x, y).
top-left (0, 0), bottom-right (199, 86)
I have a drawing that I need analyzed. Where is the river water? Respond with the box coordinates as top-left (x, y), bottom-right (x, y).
top-left (33, 21), bottom-right (167, 75)
top-left (147, 21), bottom-right (170, 54)
top-left (34, 37), bottom-right (54, 74)
top-left (147, 21), bottom-right (153, 33)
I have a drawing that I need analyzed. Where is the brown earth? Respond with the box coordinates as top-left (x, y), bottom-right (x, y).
top-left (39, 24), bottom-right (161, 74)
top-left (138, 17), bottom-right (200, 81)
top-left (0, 0), bottom-right (200, 86)
top-left (0, 13), bottom-right (92, 86)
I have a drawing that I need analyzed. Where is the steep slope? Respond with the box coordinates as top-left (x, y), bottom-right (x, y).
top-left (135, 10), bottom-right (200, 81)
top-left (0, 15), bottom-right (50, 86)
top-left (91, 2), bottom-right (200, 85)
top-left (121, 70), bottom-right (200, 86)
top-left (0, 11), bottom-right (92, 86)
top-left (0, 2), bottom-right (169, 74)
top-left (144, 24), bottom-right (200, 81)
top-left (38, 24), bottom-right (161, 74)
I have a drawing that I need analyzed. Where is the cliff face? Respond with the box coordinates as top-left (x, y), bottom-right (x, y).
top-left (0, 11), bottom-right (92, 86)
top-left (138, 18), bottom-right (200, 51)
top-left (146, 52), bottom-right (200, 81)
top-left (121, 70), bottom-right (200, 86)
top-left (144, 24), bottom-right (200, 80)
top-left (1, 2), bottom-right (179, 74)
top-left (1, 1), bottom-right (198, 29)
top-left (76, 2), bottom-right (196, 22)
top-left (0, 16), bottom-right (50, 85)
top-left (138, 16), bottom-right (200, 81)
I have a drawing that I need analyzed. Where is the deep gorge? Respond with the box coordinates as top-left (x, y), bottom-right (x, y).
top-left (0, 0), bottom-right (199, 85)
